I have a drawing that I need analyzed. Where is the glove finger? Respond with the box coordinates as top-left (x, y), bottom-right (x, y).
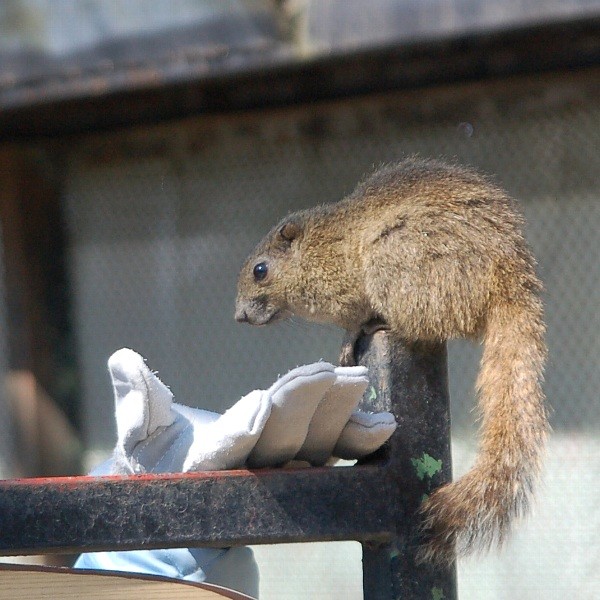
top-left (183, 390), bottom-right (272, 471)
top-left (109, 348), bottom-right (175, 455)
top-left (263, 362), bottom-right (336, 399)
top-left (333, 409), bottom-right (397, 460)
top-left (295, 366), bottom-right (369, 466)
top-left (247, 363), bottom-right (336, 468)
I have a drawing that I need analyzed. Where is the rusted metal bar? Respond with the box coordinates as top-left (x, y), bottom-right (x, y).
top-left (0, 464), bottom-right (395, 556)
top-left (356, 332), bottom-right (457, 600)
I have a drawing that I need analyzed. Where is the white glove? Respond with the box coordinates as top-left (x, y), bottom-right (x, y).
top-left (75, 348), bottom-right (396, 596)
top-left (107, 348), bottom-right (396, 473)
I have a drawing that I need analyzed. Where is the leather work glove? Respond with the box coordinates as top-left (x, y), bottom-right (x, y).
top-left (75, 348), bottom-right (396, 597)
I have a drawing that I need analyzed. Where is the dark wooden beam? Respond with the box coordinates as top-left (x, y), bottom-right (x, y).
top-left (0, 146), bottom-right (80, 462)
top-left (0, 17), bottom-right (599, 140)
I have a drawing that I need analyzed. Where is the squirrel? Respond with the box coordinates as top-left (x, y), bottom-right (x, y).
top-left (234, 157), bottom-right (547, 564)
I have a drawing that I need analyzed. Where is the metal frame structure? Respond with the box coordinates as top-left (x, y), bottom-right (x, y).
top-left (0, 333), bottom-right (456, 599)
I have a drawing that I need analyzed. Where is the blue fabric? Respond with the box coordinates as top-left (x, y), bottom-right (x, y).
top-left (74, 547), bottom-right (223, 582)
top-left (74, 546), bottom-right (259, 597)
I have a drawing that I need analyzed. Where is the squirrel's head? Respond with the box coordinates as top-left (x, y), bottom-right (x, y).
top-left (235, 216), bottom-right (305, 326)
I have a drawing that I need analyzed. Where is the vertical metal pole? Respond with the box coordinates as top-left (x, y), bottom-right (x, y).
top-left (356, 331), bottom-right (457, 600)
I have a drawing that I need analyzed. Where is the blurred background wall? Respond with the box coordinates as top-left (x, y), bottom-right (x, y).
top-left (0, 1), bottom-right (599, 598)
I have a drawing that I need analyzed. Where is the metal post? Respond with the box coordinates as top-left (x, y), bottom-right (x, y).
top-left (356, 331), bottom-right (457, 600)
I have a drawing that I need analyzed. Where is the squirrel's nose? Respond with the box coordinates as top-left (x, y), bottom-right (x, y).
top-left (235, 308), bottom-right (249, 323)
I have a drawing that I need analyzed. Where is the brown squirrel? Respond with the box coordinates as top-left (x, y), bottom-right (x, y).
top-left (234, 157), bottom-right (547, 564)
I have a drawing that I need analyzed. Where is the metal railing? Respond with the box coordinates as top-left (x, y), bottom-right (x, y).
top-left (0, 332), bottom-right (456, 599)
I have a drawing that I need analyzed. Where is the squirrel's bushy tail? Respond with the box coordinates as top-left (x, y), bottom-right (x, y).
top-left (418, 295), bottom-right (548, 564)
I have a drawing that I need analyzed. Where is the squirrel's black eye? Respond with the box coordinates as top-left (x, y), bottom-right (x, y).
top-left (253, 261), bottom-right (269, 281)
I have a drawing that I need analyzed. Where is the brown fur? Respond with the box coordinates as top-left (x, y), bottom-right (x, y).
top-left (235, 157), bottom-right (547, 564)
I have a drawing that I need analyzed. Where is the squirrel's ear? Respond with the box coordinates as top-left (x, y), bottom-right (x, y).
top-left (278, 220), bottom-right (302, 244)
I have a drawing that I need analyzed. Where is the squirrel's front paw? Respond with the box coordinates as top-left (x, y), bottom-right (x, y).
top-left (339, 339), bottom-right (357, 366)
